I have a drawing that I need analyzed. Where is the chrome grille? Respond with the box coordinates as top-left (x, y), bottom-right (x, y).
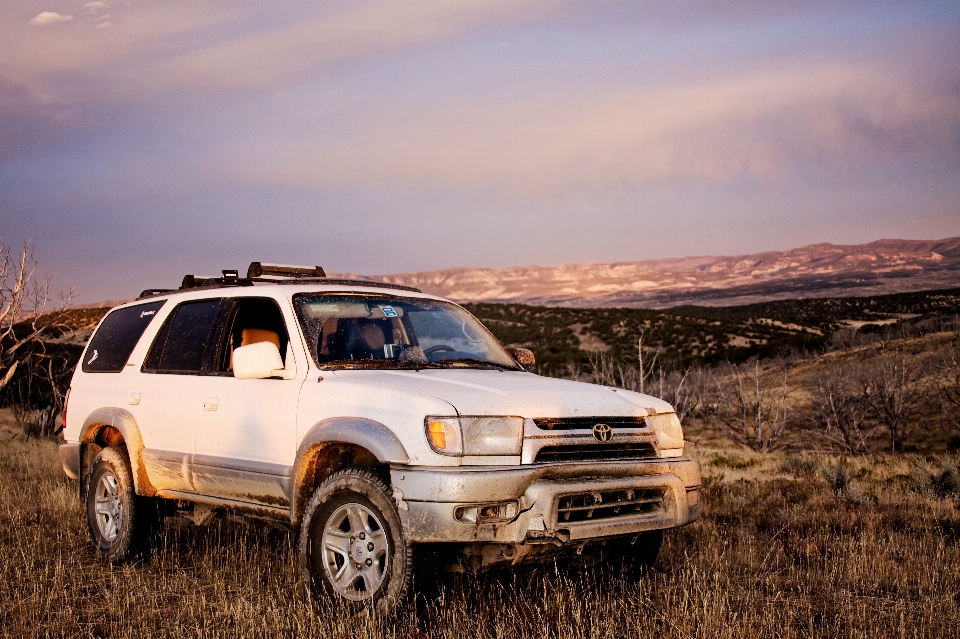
top-left (556, 488), bottom-right (664, 523)
top-left (533, 443), bottom-right (656, 463)
top-left (533, 417), bottom-right (647, 431)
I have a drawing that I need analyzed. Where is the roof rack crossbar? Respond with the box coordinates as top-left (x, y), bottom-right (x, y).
top-left (276, 278), bottom-right (421, 292)
top-left (247, 262), bottom-right (326, 279)
top-left (138, 288), bottom-right (175, 299)
top-left (180, 274), bottom-right (255, 290)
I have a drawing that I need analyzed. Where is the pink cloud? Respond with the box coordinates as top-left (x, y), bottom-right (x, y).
top-left (206, 62), bottom-right (960, 196)
top-left (28, 12), bottom-right (73, 27)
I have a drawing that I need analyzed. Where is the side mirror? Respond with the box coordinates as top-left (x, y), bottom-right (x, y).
top-left (511, 347), bottom-right (536, 368)
top-left (233, 342), bottom-right (288, 379)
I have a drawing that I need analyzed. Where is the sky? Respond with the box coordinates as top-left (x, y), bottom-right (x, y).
top-left (2, 0), bottom-right (960, 304)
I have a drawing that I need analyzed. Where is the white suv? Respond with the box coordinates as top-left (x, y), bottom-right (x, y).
top-left (59, 264), bottom-right (700, 614)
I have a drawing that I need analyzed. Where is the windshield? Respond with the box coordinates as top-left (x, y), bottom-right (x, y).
top-left (293, 293), bottom-right (520, 370)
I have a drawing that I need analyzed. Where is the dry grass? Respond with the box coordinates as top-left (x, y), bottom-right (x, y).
top-left (2, 412), bottom-right (959, 638)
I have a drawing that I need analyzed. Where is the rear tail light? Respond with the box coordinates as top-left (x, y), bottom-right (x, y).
top-left (61, 388), bottom-right (71, 434)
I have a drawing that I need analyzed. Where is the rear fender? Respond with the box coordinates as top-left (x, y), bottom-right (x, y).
top-left (79, 408), bottom-right (156, 496)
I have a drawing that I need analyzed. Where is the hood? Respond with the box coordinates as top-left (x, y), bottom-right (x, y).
top-left (331, 369), bottom-right (674, 418)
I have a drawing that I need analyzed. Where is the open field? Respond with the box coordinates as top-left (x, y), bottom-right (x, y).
top-left (3, 290), bottom-right (960, 636)
top-left (2, 410), bottom-right (958, 638)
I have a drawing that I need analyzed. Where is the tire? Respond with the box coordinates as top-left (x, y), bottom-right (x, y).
top-left (84, 446), bottom-right (160, 562)
top-left (299, 469), bottom-right (412, 616)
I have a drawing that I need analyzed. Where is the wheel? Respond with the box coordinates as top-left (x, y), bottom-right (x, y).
top-left (299, 469), bottom-right (411, 616)
top-left (85, 446), bottom-right (161, 562)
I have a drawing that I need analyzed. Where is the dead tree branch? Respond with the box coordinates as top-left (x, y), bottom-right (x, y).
top-left (0, 238), bottom-right (77, 395)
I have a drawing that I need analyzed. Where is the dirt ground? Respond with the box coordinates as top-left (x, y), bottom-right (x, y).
top-left (1, 410), bottom-right (958, 638)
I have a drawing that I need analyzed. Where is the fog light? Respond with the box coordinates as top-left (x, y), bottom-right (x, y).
top-left (455, 501), bottom-right (518, 524)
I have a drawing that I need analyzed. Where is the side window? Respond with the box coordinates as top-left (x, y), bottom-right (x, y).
top-left (82, 301), bottom-right (166, 373)
top-left (213, 298), bottom-right (290, 374)
top-left (144, 299), bottom-right (222, 374)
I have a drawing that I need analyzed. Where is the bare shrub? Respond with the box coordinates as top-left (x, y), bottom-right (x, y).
top-left (858, 351), bottom-right (932, 452)
top-left (937, 328), bottom-right (960, 432)
top-left (830, 327), bottom-right (859, 351)
top-left (821, 456), bottom-right (852, 494)
top-left (779, 454), bottom-right (821, 478)
top-left (808, 361), bottom-right (875, 455)
top-left (712, 359), bottom-right (792, 452)
top-left (650, 367), bottom-right (709, 423)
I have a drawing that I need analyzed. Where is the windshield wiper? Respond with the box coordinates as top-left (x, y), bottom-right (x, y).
top-left (433, 358), bottom-right (520, 370)
top-left (321, 360), bottom-right (444, 371)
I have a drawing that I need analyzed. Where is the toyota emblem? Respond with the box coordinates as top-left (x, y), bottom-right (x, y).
top-left (592, 423), bottom-right (612, 443)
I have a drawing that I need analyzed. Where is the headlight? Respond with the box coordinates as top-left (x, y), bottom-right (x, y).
top-left (647, 412), bottom-right (684, 454)
top-left (425, 416), bottom-right (523, 456)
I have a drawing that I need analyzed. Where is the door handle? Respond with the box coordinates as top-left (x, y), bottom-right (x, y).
top-left (127, 392), bottom-right (141, 406)
top-left (202, 397), bottom-right (219, 411)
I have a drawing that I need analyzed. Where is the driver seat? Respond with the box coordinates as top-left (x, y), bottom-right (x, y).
top-left (344, 320), bottom-right (387, 359)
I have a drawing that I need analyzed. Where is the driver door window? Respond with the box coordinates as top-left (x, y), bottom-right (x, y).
top-left (214, 298), bottom-right (290, 374)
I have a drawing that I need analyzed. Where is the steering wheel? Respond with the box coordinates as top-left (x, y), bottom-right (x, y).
top-left (423, 345), bottom-right (455, 355)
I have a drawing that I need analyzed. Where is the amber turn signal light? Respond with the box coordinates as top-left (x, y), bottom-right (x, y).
top-left (427, 420), bottom-right (447, 449)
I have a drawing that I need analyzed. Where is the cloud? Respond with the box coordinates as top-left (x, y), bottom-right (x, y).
top-left (28, 12), bottom-right (73, 27)
top-left (4, 1), bottom-right (555, 104)
top-left (210, 62), bottom-right (960, 197)
top-left (84, 1), bottom-right (107, 10)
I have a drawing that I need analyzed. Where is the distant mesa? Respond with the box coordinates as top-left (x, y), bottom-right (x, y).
top-left (336, 237), bottom-right (960, 308)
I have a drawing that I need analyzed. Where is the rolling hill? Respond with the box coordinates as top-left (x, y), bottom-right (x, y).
top-left (340, 237), bottom-right (960, 308)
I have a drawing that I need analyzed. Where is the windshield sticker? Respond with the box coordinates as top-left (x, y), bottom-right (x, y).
top-left (379, 305), bottom-right (398, 318)
top-left (140, 310), bottom-right (156, 318)
top-left (87, 350), bottom-right (99, 365)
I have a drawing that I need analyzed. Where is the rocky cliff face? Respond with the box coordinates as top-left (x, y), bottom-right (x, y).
top-left (339, 237), bottom-right (960, 308)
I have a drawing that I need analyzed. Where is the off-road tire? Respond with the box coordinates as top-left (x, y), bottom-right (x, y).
top-left (299, 469), bottom-right (412, 617)
top-left (84, 446), bottom-right (161, 562)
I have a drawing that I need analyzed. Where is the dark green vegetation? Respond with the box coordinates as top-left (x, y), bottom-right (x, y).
top-left (2, 416), bottom-right (957, 638)
top-left (465, 287), bottom-right (960, 375)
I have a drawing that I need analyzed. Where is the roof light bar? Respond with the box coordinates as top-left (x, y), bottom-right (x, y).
top-left (247, 262), bottom-right (326, 279)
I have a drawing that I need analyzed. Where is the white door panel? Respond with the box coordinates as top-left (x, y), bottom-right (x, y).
top-left (191, 374), bottom-right (302, 505)
top-left (134, 373), bottom-right (202, 492)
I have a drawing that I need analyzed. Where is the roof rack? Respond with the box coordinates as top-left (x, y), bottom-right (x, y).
top-left (135, 263), bottom-right (423, 298)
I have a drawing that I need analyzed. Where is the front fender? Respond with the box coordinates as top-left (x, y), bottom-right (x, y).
top-left (295, 417), bottom-right (409, 468)
top-left (80, 407), bottom-right (156, 496)
top-left (290, 417), bottom-right (408, 525)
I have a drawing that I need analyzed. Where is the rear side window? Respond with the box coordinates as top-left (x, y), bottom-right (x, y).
top-left (82, 301), bottom-right (166, 373)
top-left (145, 299), bottom-right (222, 374)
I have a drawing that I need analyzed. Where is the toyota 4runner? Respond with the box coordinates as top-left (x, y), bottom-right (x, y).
top-left (59, 263), bottom-right (701, 614)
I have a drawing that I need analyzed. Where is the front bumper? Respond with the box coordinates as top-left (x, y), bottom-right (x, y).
top-left (390, 445), bottom-right (700, 544)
